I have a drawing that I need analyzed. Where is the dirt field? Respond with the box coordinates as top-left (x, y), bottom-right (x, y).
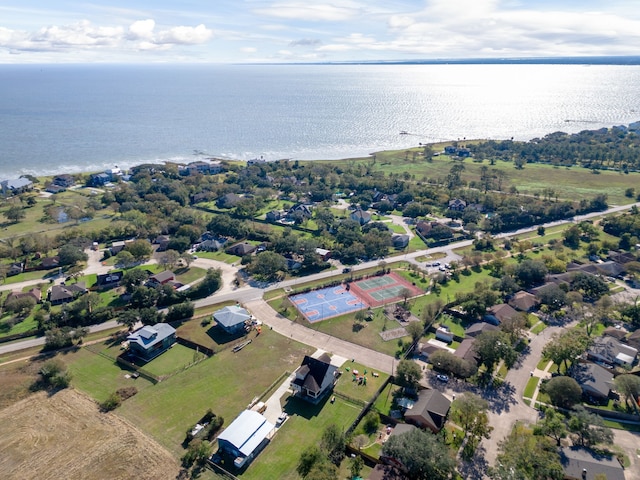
top-left (0, 388), bottom-right (181, 480)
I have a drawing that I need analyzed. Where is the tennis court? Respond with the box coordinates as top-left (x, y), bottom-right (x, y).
top-left (350, 272), bottom-right (423, 307)
top-left (291, 286), bottom-right (368, 323)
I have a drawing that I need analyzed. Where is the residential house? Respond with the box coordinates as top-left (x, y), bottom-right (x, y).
top-left (509, 291), bottom-right (540, 312)
top-left (454, 338), bottom-right (478, 364)
top-left (226, 242), bottom-right (257, 256)
top-left (285, 257), bottom-right (302, 271)
top-left (217, 410), bottom-right (274, 469)
top-left (217, 193), bottom-right (242, 209)
top-left (48, 284), bottom-right (79, 305)
top-left (105, 167), bottom-right (122, 181)
top-left (627, 330), bottom-right (640, 350)
top-left (391, 234), bottom-right (410, 249)
top-left (89, 172), bottom-right (110, 187)
top-left (153, 235), bottom-right (171, 252)
top-left (198, 238), bottom-right (227, 252)
top-left (290, 353), bottom-right (338, 403)
top-left (607, 250), bottom-right (636, 264)
top-left (350, 208), bottom-right (372, 225)
top-left (419, 341), bottom-right (454, 361)
top-left (435, 326), bottom-right (454, 343)
top-left (404, 389), bottom-right (451, 433)
top-left (185, 160), bottom-right (222, 175)
top-left (484, 303), bottom-right (519, 325)
top-left (560, 446), bottom-right (624, 480)
top-left (570, 363), bottom-right (614, 404)
top-left (448, 198), bottom-right (467, 212)
top-left (45, 184), bottom-right (66, 194)
top-left (95, 271), bottom-right (123, 290)
top-left (464, 322), bottom-right (498, 338)
top-left (41, 256), bottom-right (60, 269)
top-left (315, 248), bottom-right (331, 261)
top-left (147, 270), bottom-right (175, 288)
top-left (1, 178), bottom-right (33, 196)
top-left (444, 146), bottom-right (457, 155)
top-left (4, 288), bottom-right (42, 305)
top-left (265, 210), bottom-right (283, 223)
top-left (288, 204), bottom-right (313, 221)
top-left (127, 323), bottom-right (177, 361)
top-left (602, 326), bottom-right (627, 341)
top-left (213, 305), bottom-right (251, 335)
top-left (189, 192), bottom-right (209, 205)
top-left (586, 336), bottom-right (637, 367)
top-left (110, 240), bottom-right (127, 255)
top-left (7, 262), bottom-right (24, 276)
top-left (52, 174), bottom-right (75, 188)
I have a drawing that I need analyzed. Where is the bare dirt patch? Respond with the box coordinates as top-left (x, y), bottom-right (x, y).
top-left (0, 388), bottom-right (180, 480)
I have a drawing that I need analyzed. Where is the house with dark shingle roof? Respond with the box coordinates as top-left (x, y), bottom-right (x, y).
top-left (570, 362), bottom-right (614, 404)
top-left (560, 446), bottom-right (624, 480)
top-left (350, 208), bottom-right (372, 225)
top-left (226, 242), bottom-right (257, 256)
top-left (5, 287), bottom-right (41, 305)
top-left (464, 322), bottom-right (498, 338)
top-left (404, 389), bottom-right (451, 433)
top-left (147, 270), bottom-right (175, 287)
top-left (509, 290), bottom-right (540, 312)
top-left (484, 303), bottom-right (519, 325)
top-left (290, 353), bottom-right (338, 403)
top-left (127, 323), bottom-right (176, 361)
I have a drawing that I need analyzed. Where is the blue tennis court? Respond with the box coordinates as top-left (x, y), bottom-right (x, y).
top-left (290, 286), bottom-right (368, 323)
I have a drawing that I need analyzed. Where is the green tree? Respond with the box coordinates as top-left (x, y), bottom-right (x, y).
top-left (381, 427), bottom-right (455, 480)
top-left (534, 408), bottom-right (568, 446)
top-left (542, 329), bottom-right (591, 373)
top-left (249, 250), bottom-right (286, 281)
top-left (181, 439), bottom-right (212, 469)
top-left (159, 249), bottom-right (180, 270)
top-left (349, 456), bottom-right (364, 479)
top-left (297, 445), bottom-right (325, 478)
top-left (451, 393), bottom-right (492, 440)
top-left (115, 250), bottom-right (136, 268)
top-left (473, 330), bottom-right (517, 371)
top-left (568, 406), bottom-right (614, 447)
top-left (563, 225), bottom-right (581, 249)
top-left (57, 244), bottom-right (88, 267)
top-left (3, 205), bottom-right (26, 223)
top-left (614, 374), bottom-right (640, 416)
top-left (541, 376), bottom-right (582, 408)
top-left (126, 239), bottom-right (153, 262)
top-left (38, 359), bottom-right (72, 389)
top-left (122, 269), bottom-right (149, 294)
top-left (117, 309), bottom-right (140, 329)
top-left (395, 359), bottom-right (422, 389)
top-left (405, 321), bottom-right (424, 346)
top-left (490, 423), bottom-right (563, 480)
top-left (320, 424), bottom-right (346, 466)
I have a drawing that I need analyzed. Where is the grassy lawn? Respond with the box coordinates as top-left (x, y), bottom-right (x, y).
top-left (194, 250), bottom-right (240, 264)
top-left (243, 395), bottom-right (360, 480)
top-left (334, 361), bottom-right (390, 403)
top-left (372, 383), bottom-right (402, 416)
top-left (174, 266), bottom-right (206, 284)
top-left (523, 377), bottom-right (540, 398)
top-left (394, 269), bottom-right (431, 292)
top-left (139, 344), bottom-right (207, 378)
top-left (536, 359), bottom-right (552, 371)
top-left (117, 329), bottom-right (313, 456)
top-left (1, 269), bottom-right (53, 285)
top-left (438, 315), bottom-right (467, 338)
top-left (64, 347), bottom-right (155, 403)
top-left (272, 305), bottom-right (412, 357)
top-left (0, 314), bottom-right (38, 338)
top-left (531, 321), bottom-right (547, 335)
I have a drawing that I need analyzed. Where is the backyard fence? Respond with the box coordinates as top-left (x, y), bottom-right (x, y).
top-left (115, 355), bottom-right (159, 384)
top-left (175, 336), bottom-right (214, 356)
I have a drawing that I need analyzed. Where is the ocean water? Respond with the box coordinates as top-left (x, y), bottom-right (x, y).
top-left (1, 63), bottom-right (640, 178)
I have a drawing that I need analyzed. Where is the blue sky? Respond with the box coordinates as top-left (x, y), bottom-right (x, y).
top-left (0, 1), bottom-right (638, 63)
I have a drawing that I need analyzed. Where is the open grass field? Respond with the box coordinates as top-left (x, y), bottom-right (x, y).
top-left (315, 150), bottom-right (640, 205)
top-left (140, 344), bottom-right (206, 377)
top-left (174, 266), bottom-right (206, 284)
top-left (0, 389), bottom-right (181, 480)
top-left (117, 329), bottom-right (313, 456)
top-left (64, 348), bottom-right (154, 403)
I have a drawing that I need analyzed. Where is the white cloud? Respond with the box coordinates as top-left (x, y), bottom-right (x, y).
top-left (254, 2), bottom-right (362, 22)
top-left (128, 19), bottom-right (155, 40)
top-left (0, 19), bottom-right (213, 55)
top-left (240, 47), bottom-right (257, 53)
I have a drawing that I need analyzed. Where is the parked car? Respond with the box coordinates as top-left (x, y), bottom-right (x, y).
top-left (436, 374), bottom-right (449, 383)
top-left (342, 267), bottom-right (352, 273)
top-left (276, 412), bottom-right (288, 426)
